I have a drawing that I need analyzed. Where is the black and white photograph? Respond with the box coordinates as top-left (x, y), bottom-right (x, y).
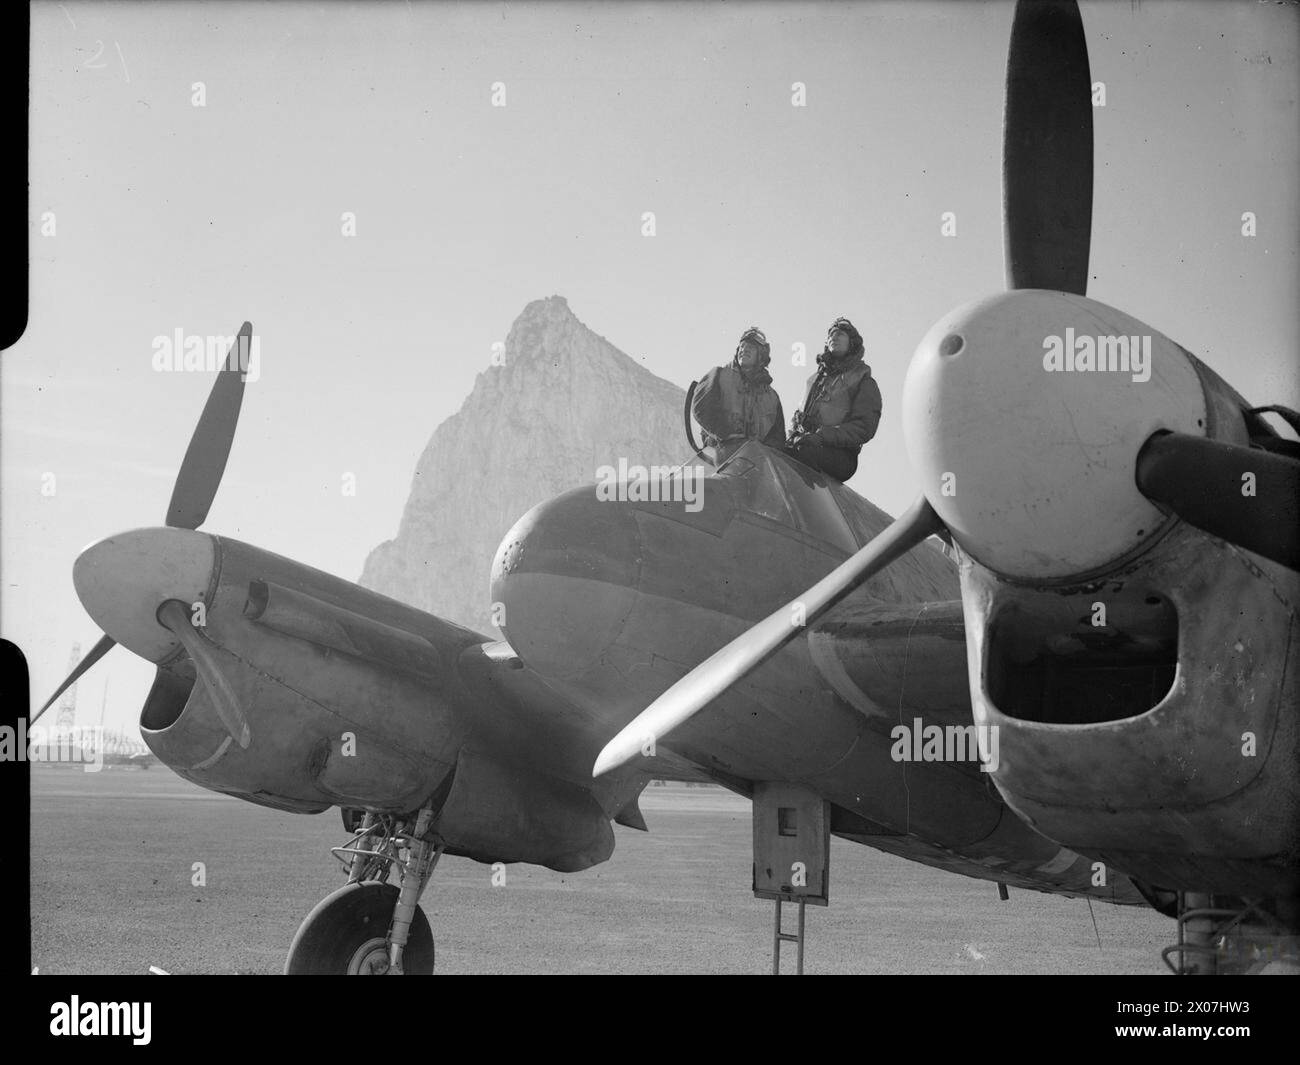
top-left (3, 0), bottom-right (1298, 1018)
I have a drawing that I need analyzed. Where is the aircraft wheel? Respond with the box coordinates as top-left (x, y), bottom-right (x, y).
top-left (285, 881), bottom-right (434, 974)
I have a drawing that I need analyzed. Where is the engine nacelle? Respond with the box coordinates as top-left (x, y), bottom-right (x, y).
top-left (965, 521), bottom-right (1300, 897)
top-left (432, 747), bottom-right (616, 872)
top-left (138, 534), bottom-right (483, 813)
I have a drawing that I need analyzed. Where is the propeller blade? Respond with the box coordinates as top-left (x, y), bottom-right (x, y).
top-left (1136, 431), bottom-right (1300, 571)
top-left (156, 599), bottom-right (251, 748)
top-left (30, 633), bottom-right (116, 726)
top-left (1002, 0), bottom-right (1093, 294)
top-left (593, 497), bottom-right (945, 777)
top-left (165, 322), bottom-right (253, 530)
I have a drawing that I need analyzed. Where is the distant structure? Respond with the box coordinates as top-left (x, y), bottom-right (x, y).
top-left (55, 643), bottom-right (80, 728)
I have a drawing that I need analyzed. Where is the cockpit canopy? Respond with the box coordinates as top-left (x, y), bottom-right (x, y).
top-left (625, 441), bottom-right (956, 602)
top-left (715, 441), bottom-right (888, 554)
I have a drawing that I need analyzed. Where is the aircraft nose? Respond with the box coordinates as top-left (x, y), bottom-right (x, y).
top-left (901, 290), bottom-right (1207, 581)
top-left (73, 527), bottom-right (218, 662)
top-left (490, 486), bottom-right (641, 679)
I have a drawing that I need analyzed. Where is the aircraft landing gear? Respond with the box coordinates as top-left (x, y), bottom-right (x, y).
top-left (285, 881), bottom-right (435, 974)
top-left (285, 806), bottom-right (444, 975)
top-left (1161, 892), bottom-right (1300, 975)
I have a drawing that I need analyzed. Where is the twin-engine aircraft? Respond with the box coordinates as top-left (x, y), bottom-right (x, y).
top-left (33, 0), bottom-right (1298, 974)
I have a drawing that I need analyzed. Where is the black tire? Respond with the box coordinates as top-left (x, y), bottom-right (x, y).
top-left (284, 881), bottom-right (434, 975)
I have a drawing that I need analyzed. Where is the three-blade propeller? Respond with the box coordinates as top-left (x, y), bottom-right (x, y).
top-left (594, 0), bottom-right (1298, 778)
top-left (32, 323), bottom-right (253, 739)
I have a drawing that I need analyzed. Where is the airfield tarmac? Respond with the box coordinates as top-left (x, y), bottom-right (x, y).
top-left (30, 765), bottom-right (1170, 975)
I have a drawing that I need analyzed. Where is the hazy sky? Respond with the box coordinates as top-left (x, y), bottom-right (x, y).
top-left (5, 0), bottom-right (1297, 732)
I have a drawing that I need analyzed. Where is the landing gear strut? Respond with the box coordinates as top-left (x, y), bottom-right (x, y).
top-left (1161, 893), bottom-right (1300, 975)
top-left (285, 806), bottom-right (444, 975)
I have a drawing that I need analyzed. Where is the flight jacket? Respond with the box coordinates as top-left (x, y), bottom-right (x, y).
top-left (798, 355), bottom-right (882, 451)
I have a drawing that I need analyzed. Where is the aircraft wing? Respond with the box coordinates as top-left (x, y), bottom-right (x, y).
top-left (456, 608), bottom-right (1142, 904)
top-left (455, 640), bottom-right (718, 791)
